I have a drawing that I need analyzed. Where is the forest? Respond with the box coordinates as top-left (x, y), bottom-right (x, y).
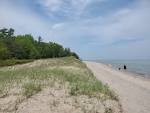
top-left (0, 28), bottom-right (79, 60)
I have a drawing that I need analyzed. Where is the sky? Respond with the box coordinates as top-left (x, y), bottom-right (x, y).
top-left (0, 0), bottom-right (150, 60)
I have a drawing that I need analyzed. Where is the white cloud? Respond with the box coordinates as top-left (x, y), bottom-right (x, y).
top-left (36, 0), bottom-right (106, 18)
top-left (37, 0), bottom-right (63, 12)
top-left (0, 1), bottom-right (54, 41)
top-left (51, 0), bottom-right (150, 43)
top-left (52, 23), bottom-right (65, 29)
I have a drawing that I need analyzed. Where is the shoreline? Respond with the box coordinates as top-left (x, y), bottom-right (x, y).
top-left (99, 61), bottom-right (150, 83)
top-left (88, 60), bottom-right (150, 80)
top-left (85, 61), bottom-right (150, 113)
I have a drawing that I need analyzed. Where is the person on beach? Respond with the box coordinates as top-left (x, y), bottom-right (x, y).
top-left (124, 65), bottom-right (127, 70)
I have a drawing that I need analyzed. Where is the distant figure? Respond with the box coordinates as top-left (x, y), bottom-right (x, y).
top-left (124, 65), bottom-right (127, 70)
top-left (118, 68), bottom-right (121, 70)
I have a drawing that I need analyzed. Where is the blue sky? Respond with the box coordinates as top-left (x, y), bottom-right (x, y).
top-left (0, 0), bottom-right (150, 59)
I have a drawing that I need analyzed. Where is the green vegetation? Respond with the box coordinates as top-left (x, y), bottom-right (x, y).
top-left (0, 28), bottom-right (79, 61)
top-left (0, 57), bottom-right (117, 100)
top-left (23, 82), bottom-right (41, 98)
top-left (0, 59), bottom-right (33, 67)
top-left (50, 67), bottom-right (117, 100)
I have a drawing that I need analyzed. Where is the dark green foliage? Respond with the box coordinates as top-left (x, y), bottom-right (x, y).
top-left (0, 41), bottom-right (9, 59)
top-left (14, 35), bottom-right (39, 59)
top-left (70, 52), bottom-right (79, 59)
top-left (0, 28), bottom-right (79, 60)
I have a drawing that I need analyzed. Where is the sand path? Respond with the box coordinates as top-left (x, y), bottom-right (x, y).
top-left (85, 61), bottom-right (150, 113)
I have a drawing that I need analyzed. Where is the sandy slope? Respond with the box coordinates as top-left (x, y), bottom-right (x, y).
top-left (0, 57), bottom-right (122, 113)
top-left (85, 61), bottom-right (150, 113)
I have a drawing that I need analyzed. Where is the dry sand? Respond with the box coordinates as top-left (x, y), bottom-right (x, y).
top-left (0, 85), bottom-right (121, 113)
top-left (85, 61), bottom-right (150, 113)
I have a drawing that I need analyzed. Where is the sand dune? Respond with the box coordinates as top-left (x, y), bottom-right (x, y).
top-left (0, 58), bottom-right (122, 113)
top-left (85, 61), bottom-right (150, 113)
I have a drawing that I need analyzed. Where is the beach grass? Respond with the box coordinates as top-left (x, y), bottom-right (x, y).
top-left (23, 82), bottom-right (42, 98)
top-left (0, 57), bottom-right (117, 100)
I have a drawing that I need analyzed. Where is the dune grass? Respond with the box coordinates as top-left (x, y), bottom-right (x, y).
top-left (23, 82), bottom-right (41, 98)
top-left (0, 57), bottom-right (117, 100)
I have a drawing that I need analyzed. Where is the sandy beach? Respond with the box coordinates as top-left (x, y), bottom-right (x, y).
top-left (85, 61), bottom-right (150, 113)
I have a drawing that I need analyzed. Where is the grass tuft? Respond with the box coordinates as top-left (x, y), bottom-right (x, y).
top-left (23, 83), bottom-right (41, 98)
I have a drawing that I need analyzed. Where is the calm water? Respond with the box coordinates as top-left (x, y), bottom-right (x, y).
top-left (95, 59), bottom-right (150, 77)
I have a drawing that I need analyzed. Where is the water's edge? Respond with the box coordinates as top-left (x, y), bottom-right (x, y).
top-left (89, 59), bottom-right (150, 79)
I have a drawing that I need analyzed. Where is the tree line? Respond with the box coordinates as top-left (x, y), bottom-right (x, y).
top-left (0, 28), bottom-right (79, 60)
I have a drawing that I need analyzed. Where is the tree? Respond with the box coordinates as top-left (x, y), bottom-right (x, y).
top-left (14, 35), bottom-right (39, 59)
top-left (0, 41), bottom-right (9, 59)
top-left (8, 28), bottom-right (14, 37)
top-left (38, 36), bottom-right (42, 44)
top-left (0, 28), bottom-right (8, 38)
top-left (64, 48), bottom-right (71, 56)
top-left (71, 52), bottom-right (79, 59)
top-left (0, 28), bottom-right (79, 60)
top-left (0, 28), bottom-right (14, 38)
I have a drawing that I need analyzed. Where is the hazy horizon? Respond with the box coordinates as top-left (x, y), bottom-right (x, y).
top-left (85, 58), bottom-right (150, 61)
top-left (0, 0), bottom-right (150, 59)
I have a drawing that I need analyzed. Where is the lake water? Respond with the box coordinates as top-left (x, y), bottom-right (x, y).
top-left (94, 59), bottom-right (150, 77)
